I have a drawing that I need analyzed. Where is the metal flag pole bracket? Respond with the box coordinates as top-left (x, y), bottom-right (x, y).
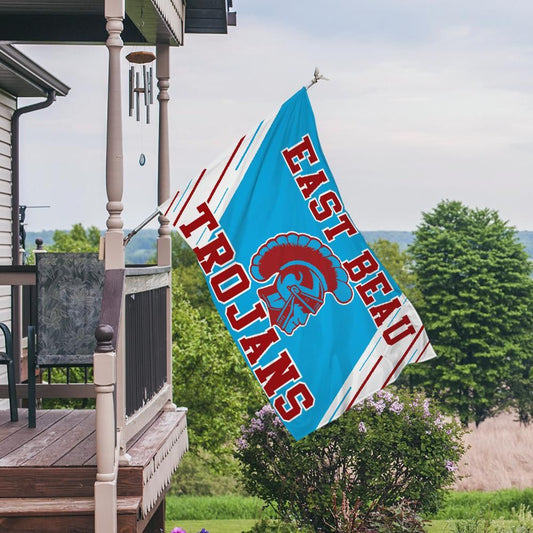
top-left (306, 67), bottom-right (330, 90)
top-left (123, 208), bottom-right (160, 246)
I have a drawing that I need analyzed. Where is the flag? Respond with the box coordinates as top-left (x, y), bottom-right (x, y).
top-left (163, 87), bottom-right (436, 440)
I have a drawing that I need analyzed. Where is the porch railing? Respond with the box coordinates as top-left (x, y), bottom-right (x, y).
top-left (0, 262), bottom-right (174, 444)
top-left (120, 265), bottom-right (173, 445)
top-left (125, 285), bottom-right (167, 416)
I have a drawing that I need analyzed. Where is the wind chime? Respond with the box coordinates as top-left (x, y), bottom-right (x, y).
top-left (126, 50), bottom-right (156, 165)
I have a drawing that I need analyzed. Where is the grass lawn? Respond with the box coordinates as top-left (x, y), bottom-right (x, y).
top-left (167, 519), bottom-right (525, 533)
top-left (166, 519), bottom-right (257, 532)
top-left (426, 521), bottom-right (452, 532)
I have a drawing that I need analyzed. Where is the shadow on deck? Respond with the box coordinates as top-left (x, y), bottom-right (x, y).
top-left (0, 408), bottom-right (188, 532)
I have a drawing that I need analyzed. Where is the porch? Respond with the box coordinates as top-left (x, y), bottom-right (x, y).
top-left (0, 261), bottom-right (186, 532)
top-left (0, 0), bottom-right (237, 530)
top-left (0, 408), bottom-right (187, 532)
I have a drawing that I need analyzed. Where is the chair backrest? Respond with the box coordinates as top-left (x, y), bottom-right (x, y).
top-left (36, 253), bottom-right (104, 365)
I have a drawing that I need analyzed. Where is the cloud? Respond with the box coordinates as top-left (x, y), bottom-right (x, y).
top-left (16, 1), bottom-right (533, 232)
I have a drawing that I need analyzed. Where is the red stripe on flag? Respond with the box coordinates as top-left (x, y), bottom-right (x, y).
top-left (382, 326), bottom-right (425, 388)
top-left (207, 136), bottom-right (246, 204)
top-left (164, 189), bottom-right (181, 218)
top-left (172, 169), bottom-right (207, 227)
top-left (415, 340), bottom-right (431, 363)
top-left (346, 355), bottom-right (384, 410)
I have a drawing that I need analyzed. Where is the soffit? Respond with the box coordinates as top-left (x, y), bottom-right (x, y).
top-left (0, 44), bottom-right (70, 98)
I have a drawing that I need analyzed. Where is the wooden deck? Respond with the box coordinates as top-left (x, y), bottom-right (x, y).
top-left (0, 408), bottom-right (188, 532)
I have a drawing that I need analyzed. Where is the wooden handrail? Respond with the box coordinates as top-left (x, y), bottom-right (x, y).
top-left (99, 269), bottom-right (125, 350)
top-left (0, 265), bottom-right (36, 286)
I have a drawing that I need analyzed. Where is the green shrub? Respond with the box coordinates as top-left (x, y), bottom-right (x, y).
top-left (170, 452), bottom-right (245, 496)
top-left (235, 390), bottom-right (465, 531)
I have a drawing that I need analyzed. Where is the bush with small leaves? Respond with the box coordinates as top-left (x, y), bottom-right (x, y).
top-left (235, 390), bottom-right (465, 532)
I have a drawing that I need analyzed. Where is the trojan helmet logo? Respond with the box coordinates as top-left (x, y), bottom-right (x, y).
top-left (250, 232), bottom-right (353, 335)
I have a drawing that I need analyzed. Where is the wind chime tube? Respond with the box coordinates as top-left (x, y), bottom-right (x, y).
top-left (148, 67), bottom-right (153, 105)
top-left (135, 71), bottom-right (140, 122)
top-left (143, 65), bottom-right (148, 106)
top-left (128, 66), bottom-right (134, 117)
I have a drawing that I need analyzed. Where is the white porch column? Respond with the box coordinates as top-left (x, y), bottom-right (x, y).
top-left (156, 44), bottom-right (176, 412)
top-left (105, 0), bottom-right (125, 270)
top-left (94, 325), bottom-right (118, 533)
top-left (156, 43), bottom-right (171, 267)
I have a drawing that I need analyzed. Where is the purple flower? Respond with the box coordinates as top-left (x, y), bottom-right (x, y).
top-left (250, 417), bottom-right (264, 431)
top-left (423, 399), bottom-right (431, 418)
top-left (434, 416), bottom-right (444, 429)
top-left (373, 399), bottom-right (386, 414)
top-left (445, 460), bottom-right (457, 472)
top-left (358, 421), bottom-right (367, 433)
top-left (198, 529), bottom-right (210, 533)
top-left (171, 528), bottom-right (186, 533)
top-left (376, 390), bottom-right (394, 402)
top-left (390, 400), bottom-right (404, 414)
top-left (236, 436), bottom-right (248, 450)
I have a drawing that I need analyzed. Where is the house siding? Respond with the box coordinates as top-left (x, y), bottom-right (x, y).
top-left (0, 90), bottom-right (13, 396)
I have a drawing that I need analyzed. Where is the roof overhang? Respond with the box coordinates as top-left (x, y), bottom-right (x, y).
top-left (0, 0), bottom-right (234, 46)
top-left (185, 0), bottom-right (234, 34)
top-left (0, 44), bottom-right (70, 98)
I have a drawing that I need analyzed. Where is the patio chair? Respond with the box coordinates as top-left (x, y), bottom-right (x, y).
top-left (27, 253), bottom-right (104, 428)
top-left (0, 323), bottom-right (18, 422)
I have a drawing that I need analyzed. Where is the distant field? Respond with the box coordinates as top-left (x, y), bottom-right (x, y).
top-left (454, 411), bottom-right (533, 491)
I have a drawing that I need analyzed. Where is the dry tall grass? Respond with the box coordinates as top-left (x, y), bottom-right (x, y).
top-left (454, 411), bottom-right (533, 491)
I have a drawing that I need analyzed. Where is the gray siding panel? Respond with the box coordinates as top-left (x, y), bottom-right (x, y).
top-left (0, 91), bottom-right (12, 324)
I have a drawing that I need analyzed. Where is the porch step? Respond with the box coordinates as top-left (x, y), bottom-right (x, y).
top-left (0, 496), bottom-right (141, 532)
top-left (0, 466), bottom-right (96, 498)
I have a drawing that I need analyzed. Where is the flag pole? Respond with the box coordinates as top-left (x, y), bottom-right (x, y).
top-left (123, 208), bottom-right (160, 245)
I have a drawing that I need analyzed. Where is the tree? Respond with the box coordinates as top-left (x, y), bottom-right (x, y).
top-left (370, 238), bottom-right (423, 308)
top-left (47, 223), bottom-right (101, 253)
top-left (172, 281), bottom-right (263, 468)
top-left (405, 200), bottom-right (533, 426)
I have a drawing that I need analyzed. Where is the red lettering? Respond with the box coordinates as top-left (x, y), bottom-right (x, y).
top-left (179, 202), bottom-right (219, 237)
top-left (239, 327), bottom-right (280, 366)
top-left (254, 349), bottom-right (301, 397)
top-left (343, 249), bottom-right (379, 283)
top-left (194, 231), bottom-right (234, 275)
top-left (383, 315), bottom-right (416, 345)
top-left (323, 213), bottom-right (358, 242)
top-left (274, 382), bottom-right (315, 422)
top-left (226, 301), bottom-right (267, 331)
top-left (369, 297), bottom-right (401, 327)
top-left (295, 169), bottom-right (328, 199)
top-left (210, 263), bottom-right (250, 303)
top-left (309, 191), bottom-right (342, 222)
top-left (281, 134), bottom-right (319, 175)
top-left (356, 271), bottom-right (393, 306)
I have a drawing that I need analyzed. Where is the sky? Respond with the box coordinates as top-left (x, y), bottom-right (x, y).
top-left (16, 0), bottom-right (533, 233)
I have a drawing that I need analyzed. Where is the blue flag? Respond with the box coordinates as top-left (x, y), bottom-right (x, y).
top-left (163, 88), bottom-right (436, 440)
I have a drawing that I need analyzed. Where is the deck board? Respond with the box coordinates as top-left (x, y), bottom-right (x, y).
top-left (0, 410), bottom-right (93, 466)
top-left (24, 410), bottom-right (94, 466)
top-left (127, 411), bottom-right (186, 466)
top-left (54, 428), bottom-right (96, 466)
top-left (0, 410), bottom-right (74, 461)
top-left (0, 409), bottom-right (48, 440)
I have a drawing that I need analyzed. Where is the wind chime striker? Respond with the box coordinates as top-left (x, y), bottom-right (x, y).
top-left (127, 50), bottom-right (155, 166)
